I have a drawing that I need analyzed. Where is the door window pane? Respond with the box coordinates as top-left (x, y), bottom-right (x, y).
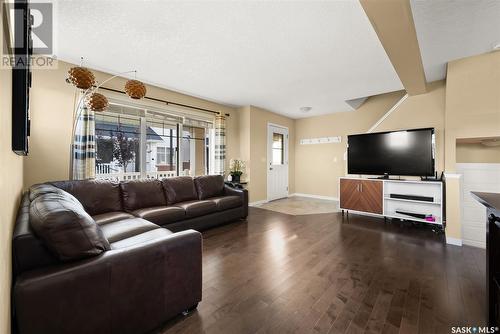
top-left (272, 133), bottom-right (284, 165)
top-left (95, 113), bottom-right (140, 175)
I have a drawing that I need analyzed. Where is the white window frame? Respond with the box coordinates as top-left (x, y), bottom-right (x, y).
top-left (94, 92), bottom-right (215, 180)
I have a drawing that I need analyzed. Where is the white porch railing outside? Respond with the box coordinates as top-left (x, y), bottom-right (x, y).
top-left (96, 163), bottom-right (114, 174)
top-left (95, 170), bottom-right (177, 181)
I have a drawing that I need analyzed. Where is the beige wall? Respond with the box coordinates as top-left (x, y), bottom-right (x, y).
top-left (26, 61), bottom-right (294, 204)
top-left (245, 106), bottom-right (295, 203)
top-left (25, 60), bottom-right (240, 187)
top-left (445, 52), bottom-right (500, 171)
top-left (20, 44), bottom-right (500, 250)
top-left (293, 51), bottom-right (499, 243)
top-left (294, 90), bottom-right (408, 198)
top-left (1, 4), bottom-right (25, 334)
top-left (360, 0), bottom-right (427, 95)
top-left (444, 51), bottom-right (500, 240)
top-left (237, 106), bottom-right (251, 182)
top-left (374, 81), bottom-right (446, 172)
top-left (456, 143), bottom-right (500, 163)
top-left (237, 105), bottom-right (295, 203)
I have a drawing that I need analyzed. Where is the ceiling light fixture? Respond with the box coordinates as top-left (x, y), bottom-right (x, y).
top-left (300, 106), bottom-right (312, 113)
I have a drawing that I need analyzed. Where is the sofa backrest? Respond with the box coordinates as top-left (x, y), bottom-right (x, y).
top-left (162, 176), bottom-right (198, 204)
top-left (29, 191), bottom-right (110, 261)
top-left (120, 179), bottom-right (167, 211)
top-left (13, 193), bottom-right (58, 277)
top-left (51, 180), bottom-right (123, 215)
top-left (194, 175), bottom-right (224, 200)
top-left (14, 184), bottom-right (112, 277)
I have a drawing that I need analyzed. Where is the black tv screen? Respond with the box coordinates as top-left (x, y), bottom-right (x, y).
top-left (347, 128), bottom-right (435, 176)
top-left (12, 0), bottom-right (32, 155)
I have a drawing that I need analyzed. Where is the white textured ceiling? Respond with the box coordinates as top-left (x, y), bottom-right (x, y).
top-left (54, 1), bottom-right (500, 118)
top-left (54, 0), bottom-right (402, 118)
top-left (411, 0), bottom-right (500, 82)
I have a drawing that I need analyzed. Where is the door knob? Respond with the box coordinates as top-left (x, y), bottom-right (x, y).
top-left (270, 168), bottom-right (273, 170)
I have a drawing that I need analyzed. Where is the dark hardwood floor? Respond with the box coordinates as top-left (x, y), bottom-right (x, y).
top-left (156, 207), bottom-right (486, 334)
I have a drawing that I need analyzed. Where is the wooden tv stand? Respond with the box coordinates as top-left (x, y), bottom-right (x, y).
top-left (339, 177), bottom-right (444, 226)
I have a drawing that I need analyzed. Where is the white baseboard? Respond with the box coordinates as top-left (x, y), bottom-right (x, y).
top-left (249, 200), bottom-right (268, 207)
top-left (290, 193), bottom-right (339, 201)
top-left (446, 236), bottom-right (463, 246)
top-left (462, 239), bottom-right (486, 249)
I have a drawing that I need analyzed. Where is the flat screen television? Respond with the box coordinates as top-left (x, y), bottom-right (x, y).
top-left (11, 0), bottom-right (32, 155)
top-left (347, 128), bottom-right (435, 177)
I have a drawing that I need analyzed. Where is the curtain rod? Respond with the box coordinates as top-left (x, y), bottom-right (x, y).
top-left (98, 86), bottom-right (221, 115)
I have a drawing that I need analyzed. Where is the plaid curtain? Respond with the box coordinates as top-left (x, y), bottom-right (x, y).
top-left (72, 106), bottom-right (96, 180)
top-left (214, 115), bottom-right (226, 175)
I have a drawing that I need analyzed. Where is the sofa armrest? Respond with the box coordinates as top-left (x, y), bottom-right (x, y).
top-left (14, 229), bottom-right (202, 334)
top-left (224, 185), bottom-right (248, 218)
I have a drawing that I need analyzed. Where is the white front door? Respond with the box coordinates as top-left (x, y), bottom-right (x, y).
top-left (267, 124), bottom-right (289, 201)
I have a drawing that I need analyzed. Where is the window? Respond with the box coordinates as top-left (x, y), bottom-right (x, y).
top-left (95, 112), bottom-right (140, 176)
top-left (181, 126), bottom-right (209, 176)
top-left (156, 147), bottom-right (167, 164)
top-left (272, 132), bottom-right (284, 165)
top-left (94, 101), bottom-right (214, 180)
top-left (146, 119), bottom-right (177, 174)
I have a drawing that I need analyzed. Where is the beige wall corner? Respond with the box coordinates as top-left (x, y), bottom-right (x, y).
top-left (237, 106), bottom-right (251, 183)
top-left (445, 51), bottom-right (500, 172)
top-left (443, 51), bottom-right (500, 243)
top-left (1, 3), bottom-right (25, 333)
top-left (295, 90), bottom-right (405, 198)
top-left (360, 0), bottom-right (427, 95)
top-left (456, 142), bottom-right (500, 163)
top-left (444, 175), bottom-right (462, 241)
top-left (374, 80), bottom-right (446, 172)
top-left (25, 60), bottom-right (240, 187)
top-left (294, 87), bottom-right (448, 199)
top-left (245, 106), bottom-right (295, 203)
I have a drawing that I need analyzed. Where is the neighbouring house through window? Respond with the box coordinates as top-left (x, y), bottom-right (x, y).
top-left (94, 99), bottom-right (215, 180)
top-left (272, 132), bottom-right (284, 165)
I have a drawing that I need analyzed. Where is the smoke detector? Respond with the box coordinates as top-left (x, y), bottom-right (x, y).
top-left (300, 107), bottom-right (312, 113)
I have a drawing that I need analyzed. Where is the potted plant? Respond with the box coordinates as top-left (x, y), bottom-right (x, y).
top-left (229, 159), bottom-right (245, 183)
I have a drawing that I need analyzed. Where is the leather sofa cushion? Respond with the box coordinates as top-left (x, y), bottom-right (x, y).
top-left (29, 192), bottom-right (110, 261)
top-left (29, 184), bottom-right (66, 201)
top-left (132, 206), bottom-right (186, 225)
top-left (120, 179), bottom-right (167, 211)
top-left (162, 177), bottom-right (198, 204)
top-left (209, 196), bottom-right (242, 211)
top-left (99, 218), bottom-right (159, 243)
top-left (92, 212), bottom-right (134, 225)
top-left (51, 180), bottom-right (123, 215)
top-left (194, 175), bottom-right (224, 200)
top-left (110, 228), bottom-right (173, 250)
top-left (174, 200), bottom-right (217, 218)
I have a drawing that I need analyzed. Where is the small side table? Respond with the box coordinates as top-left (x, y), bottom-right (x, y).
top-left (225, 181), bottom-right (248, 189)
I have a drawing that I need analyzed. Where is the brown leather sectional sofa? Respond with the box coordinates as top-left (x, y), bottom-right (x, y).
top-left (12, 175), bottom-right (248, 334)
